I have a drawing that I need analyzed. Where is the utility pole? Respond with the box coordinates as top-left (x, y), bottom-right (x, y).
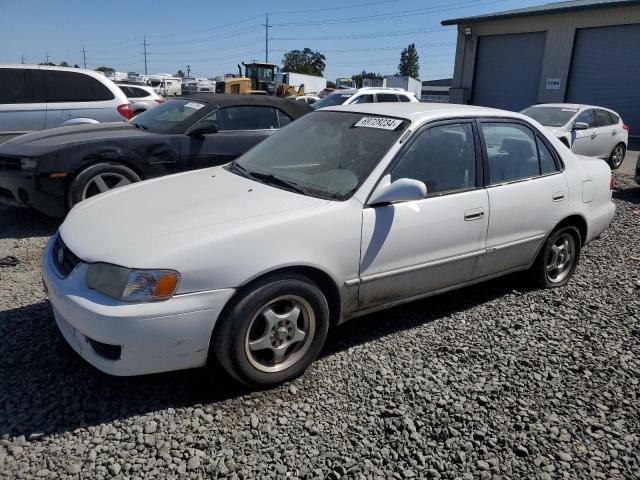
top-left (20, 53), bottom-right (24, 64)
top-left (143, 37), bottom-right (148, 75)
top-left (186, 65), bottom-right (191, 77)
top-left (82, 45), bottom-right (87, 69)
top-left (45, 53), bottom-right (50, 64)
top-left (262, 13), bottom-right (272, 62)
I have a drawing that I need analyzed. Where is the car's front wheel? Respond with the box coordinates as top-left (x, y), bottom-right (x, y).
top-left (67, 162), bottom-right (141, 209)
top-left (213, 273), bottom-right (330, 386)
top-left (608, 143), bottom-right (626, 170)
top-left (530, 226), bottom-right (581, 288)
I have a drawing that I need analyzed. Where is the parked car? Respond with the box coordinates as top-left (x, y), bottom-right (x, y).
top-left (0, 94), bottom-right (310, 216)
top-left (635, 154), bottom-right (640, 185)
top-left (311, 87), bottom-right (418, 110)
top-left (42, 103), bottom-right (615, 386)
top-left (181, 77), bottom-right (216, 95)
top-left (294, 95), bottom-right (319, 105)
top-left (116, 83), bottom-right (164, 116)
top-left (0, 65), bottom-right (133, 144)
top-left (521, 104), bottom-right (629, 169)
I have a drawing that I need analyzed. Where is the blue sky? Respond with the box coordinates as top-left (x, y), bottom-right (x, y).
top-left (1, 0), bottom-right (545, 80)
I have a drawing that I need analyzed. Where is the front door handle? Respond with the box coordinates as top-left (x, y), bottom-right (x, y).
top-left (464, 208), bottom-right (485, 221)
top-left (591, 132), bottom-right (597, 140)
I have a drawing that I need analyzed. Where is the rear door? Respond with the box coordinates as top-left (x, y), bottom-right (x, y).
top-left (593, 109), bottom-right (617, 158)
top-left (478, 119), bottom-right (568, 277)
top-left (359, 120), bottom-right (488, 309)
top-left (43, 70), bottom-right (116, 127)
top-left (0, 67), bottom-right (46, 141)
top-left (182, 105), bottom-right (284, 170)
top-left (571, 109), bottom-right (598, 156)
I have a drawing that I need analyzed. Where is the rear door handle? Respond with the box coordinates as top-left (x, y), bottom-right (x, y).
top-left (464, 208), bottom-right (485, 221)
top-left (612, 130), bottom-right (617, 136)
top-left (552, 192), bottom-right (565, 202)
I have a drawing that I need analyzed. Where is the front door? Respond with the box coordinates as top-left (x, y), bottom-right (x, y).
top-left (477, 120), bottom-right (568, 277)
top-left (359, 121), bottom-right (488, 310)
top-left (182, 106), bottom-right (280, 170)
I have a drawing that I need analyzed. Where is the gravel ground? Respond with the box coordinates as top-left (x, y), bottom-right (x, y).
top-left (0, 174), bottom-right (639, 480)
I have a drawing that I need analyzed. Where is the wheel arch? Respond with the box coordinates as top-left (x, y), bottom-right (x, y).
top-left (554, 213), bottom-right (588, 246)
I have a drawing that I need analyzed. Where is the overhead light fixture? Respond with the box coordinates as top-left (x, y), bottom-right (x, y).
top-left (464, 27), bottom-right (472, 37)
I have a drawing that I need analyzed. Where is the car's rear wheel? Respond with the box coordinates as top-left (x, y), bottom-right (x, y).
top-left (213, 273), bottom-right (329, 386)
top-left (530, 226), bottom-right (581, 288)
top-left (67, 162), bottom-right (141, 209)
top-left (608, 143), bottom-right (626, 170)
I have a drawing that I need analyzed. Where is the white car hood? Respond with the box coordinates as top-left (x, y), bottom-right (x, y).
top-left (60, 166), bottom-right (328, 267)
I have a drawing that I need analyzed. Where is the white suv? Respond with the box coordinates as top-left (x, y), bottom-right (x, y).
top-left (521, 103), bottom-right (629, 169)
top-left (0, 65), bottom-right (133, 143)
top-left (311, 87), bottom-right (418, 110)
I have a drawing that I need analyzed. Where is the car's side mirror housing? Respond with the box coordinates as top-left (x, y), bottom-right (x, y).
top-left (573, 121), bottom-right (589, 131)
top-left (187, 123), bottom-right (217, 136)
top-left (368, 174), bottom-right (427, 206)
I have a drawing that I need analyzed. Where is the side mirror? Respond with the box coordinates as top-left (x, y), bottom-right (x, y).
top-left (187, 123), bottom-right (217, 136)
top-left (573, 121), bottom-right (589, 131)
top-left (368, 174), bottom-right (427, 206)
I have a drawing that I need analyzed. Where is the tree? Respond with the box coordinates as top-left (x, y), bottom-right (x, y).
top-left (73, 64), bottom-right (80, 68)
top-left (282, 48), bottom-right (326, 76)
top-left (38, 62), bottom-right (56, 66)
top-left (351, 70), bottom-right (383, 88)
top-left (175, 70), bottom-right (185, 78)
top-left (95, 66), bottom-right (115, 74)
top-left (326, 80), bottom-right (336, 89)
top-left (398, 43), bottom-right (420, 79)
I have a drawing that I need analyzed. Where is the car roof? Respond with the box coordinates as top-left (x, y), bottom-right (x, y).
top-left (324, 102), bottom-right (522, 122)
top-left (528, 103), bottom-right (619, 114)
top-left (178, 93), bottom-right (311, 118)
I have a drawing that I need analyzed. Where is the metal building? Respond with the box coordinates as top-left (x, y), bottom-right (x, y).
top-left (443, 0), bottom-right (640, 137)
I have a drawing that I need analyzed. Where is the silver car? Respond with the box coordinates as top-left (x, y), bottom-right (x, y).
top-left (0, 65), bottom-right (133, 143)
top-left (116, 83), bottom-right (164, 116)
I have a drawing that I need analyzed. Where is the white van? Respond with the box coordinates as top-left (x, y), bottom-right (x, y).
top-left (0, 65), bottom-right (132, 143)
top-left (149, 76), bottom-right (182, 97)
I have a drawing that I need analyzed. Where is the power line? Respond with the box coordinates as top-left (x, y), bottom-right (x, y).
top-left (268, 0), bottom-right (399, 15)
top-left (271, 26), bottom-right (454, 41)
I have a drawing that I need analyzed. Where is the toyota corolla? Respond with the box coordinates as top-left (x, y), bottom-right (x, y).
top-left (43, 103), bottom-right (615, 386)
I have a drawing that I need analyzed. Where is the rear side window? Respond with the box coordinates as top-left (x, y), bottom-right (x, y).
top-left (391, 123), bottom-right (476, 194)
top-left (595, 109), bottom-right (613, 127)
top-left (44, 71), bottom-right (115, 102)
top-left (537, 138), bottom-right (559, 174)
top-left (277, 109), bottom-right (292, 128)
top-left (218, 106), bottom-right (277, 130)
top-left (0, 68), bottom-right (40, 103)
top-left (377, 93), bottom-right (398, 102)
top-left (608, 112), bottom-right (620, 124)
top-left (481, 123), bottom-right (540, 183)
top-left (575, 109), bottom-right (595, 128)
top-left (122, 86), bottom-right (151, 98)
top-left (398, 95), bottom-right (411, 102)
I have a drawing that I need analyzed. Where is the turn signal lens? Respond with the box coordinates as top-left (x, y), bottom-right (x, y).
top-left (122, 270), bottom-right (180, 302)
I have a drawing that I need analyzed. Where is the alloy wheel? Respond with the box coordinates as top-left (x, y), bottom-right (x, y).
top-left (611, 145), bottom-right (625, 168)
top-left (244, 295), bottom-right (316, 373)
top-left (545, 233), bottom-right (576, 283)
top-left (81, 172), bottom-right (132, 200)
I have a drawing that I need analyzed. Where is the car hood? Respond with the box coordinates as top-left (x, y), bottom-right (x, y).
top-left (59, 166), bottom-right (329, 267)
top-left (0, 122), bottom-right (156, 157)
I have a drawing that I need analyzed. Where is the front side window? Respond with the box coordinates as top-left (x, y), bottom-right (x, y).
top-left (575, 109), bottom-right (595, 128)
top-left (217, 106), bottom-right (277, 130)
top-left (352, 94), bottom-right (374, 104)
top-left (44, 71), bottom-right (114, 102)
top-left (0, 68), bottom-right (38, 103)
top-left (391, 123), bottom-right (476, 194)
top-left (377, 93), bottom-right (398, 103)
top-left (481, 122), bottom-right (542, 183)
top-left (233, 111), bottom-right (407, 199)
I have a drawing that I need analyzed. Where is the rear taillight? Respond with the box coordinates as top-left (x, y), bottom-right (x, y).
top-left (623, 124), bottom-right (630, 133)
top-left (154, 99), bottom-right (164, 104)
top-left (117, 103), bottom-right (134, 120)
top-left (610, 174), bottom-right (614, 190)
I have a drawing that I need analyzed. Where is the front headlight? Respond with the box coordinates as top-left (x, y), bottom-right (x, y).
top-left (86, 263), bottom-right (180, 302)
top-left (20, 158), bottom-right (38, 171)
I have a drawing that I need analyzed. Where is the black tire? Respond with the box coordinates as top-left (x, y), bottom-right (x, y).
top-left (213, 273), bottom-right (330, 386)
top-left (67, 162), bottom-right (141, 209)
top-left (608, 143), bottom-right (626, 170)
top-left (530, 226), bottom-right (581, 288)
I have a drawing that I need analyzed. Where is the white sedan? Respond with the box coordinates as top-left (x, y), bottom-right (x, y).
top-left (43, 103), bottom-right (615, 386)
top-left (521, 104), bottom-right (629, 169)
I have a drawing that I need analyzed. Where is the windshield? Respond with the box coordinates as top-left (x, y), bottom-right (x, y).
top-left (246, 66), bottom-right (274, 81)
top-left (232, 111), bottom-right (407, 199)
top-left (131, 99), bottom-right (206, 132)
top-left (311, 93), bottom-right (352, 109)
top-left (520, 106), bottom-right (578, 127)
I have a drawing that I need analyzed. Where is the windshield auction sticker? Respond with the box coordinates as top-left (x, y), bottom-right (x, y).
top-left (184, 102), bottom-right (205, 110)
top-left (354, 117), bottom-right (403, 130)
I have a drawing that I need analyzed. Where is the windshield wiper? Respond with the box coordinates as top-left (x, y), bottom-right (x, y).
top-left (247, 171), bottom-right (307, 195)
top-left (130, 121), bottom-right (148, 130)
top-left (227, 161), bottom-right (251, 178)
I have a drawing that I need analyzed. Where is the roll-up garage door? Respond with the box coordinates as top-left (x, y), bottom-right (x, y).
top-left (472, 32), bottom-right (546, 112)
top-left (567, 24), bottom-right (640, 136)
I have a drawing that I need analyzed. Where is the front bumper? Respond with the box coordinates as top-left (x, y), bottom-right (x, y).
top-left (42, 236), bottom-right (235, 376)
top-left (0, 169), bottom-right (66, 217)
